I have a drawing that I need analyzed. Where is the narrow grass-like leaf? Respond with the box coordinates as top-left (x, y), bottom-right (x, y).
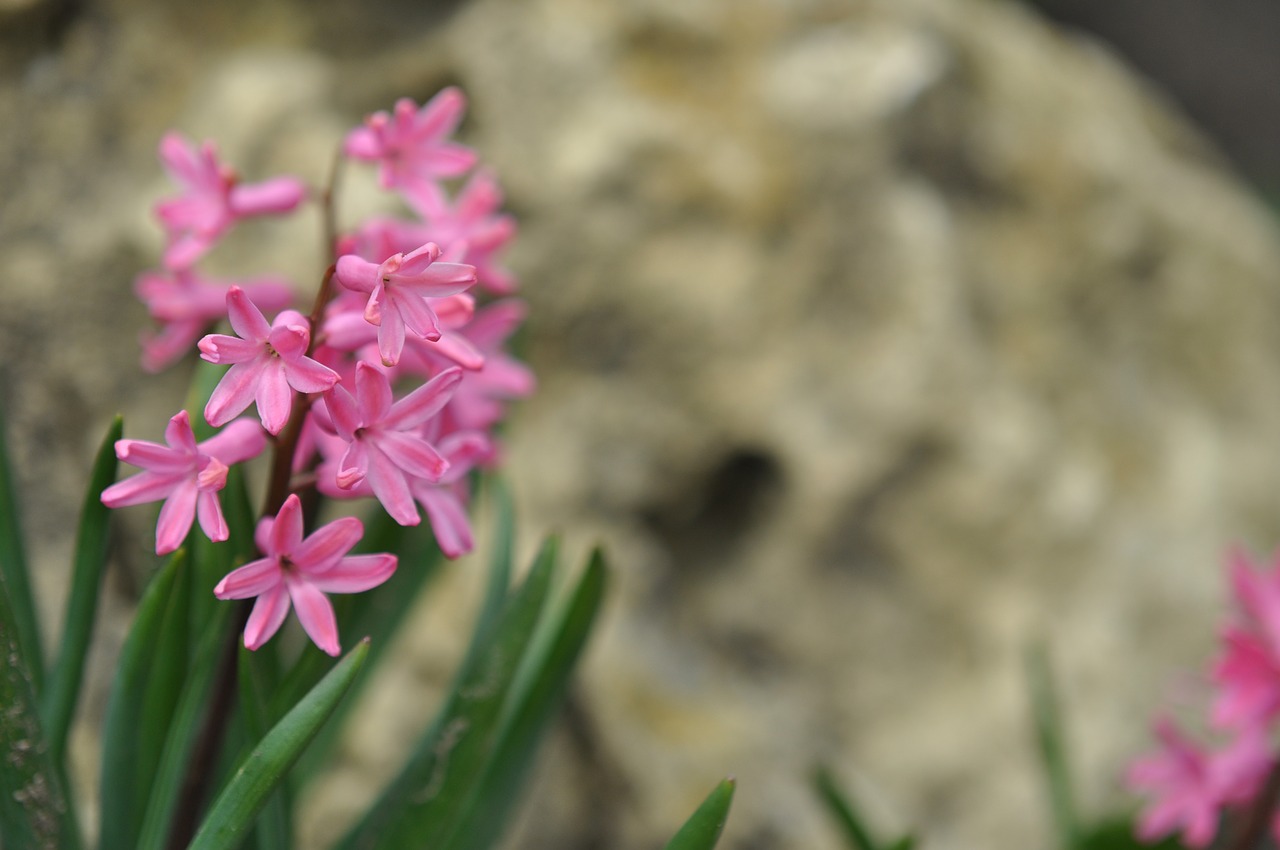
top-left (443, 548), bottom-right (607, 850)
top-left (813, 765), bottom-right (881, 850)
top-left (0, 546), bottom-right (81, 849)
top-left (885, 838), bottom-right (916, 850)
top-left (1027, 643), bottom-right (1080, 849)
top-left (130, 553), bottom-right (192, 844)
top-left (41, 415), bottom-right (121, 768)
top-left (663, 778), bottom-right (736, 850)
top-left (187, 639), bottom-right (370, 850)
top-left (0, 396), bottom-right (43, 693)
top-left (238, 646), bottom-right (291, 850)
top-left (137, 473), bottom-right (258, 850)
top-left (98, 552), bottom-right (182, 850)
top-left (336, 536), bottom-right (558, 850)
top-left (135, 599), bottom-right (233, 850)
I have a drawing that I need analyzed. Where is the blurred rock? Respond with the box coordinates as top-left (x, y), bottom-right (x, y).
top-left (3, 0), bottom-right (1280, 848)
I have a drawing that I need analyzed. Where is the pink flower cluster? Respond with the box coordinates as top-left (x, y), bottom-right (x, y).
top-left (1127, 549), bottom-right (1280, 846)
top-left (104, 89), bottom-right (533, 655)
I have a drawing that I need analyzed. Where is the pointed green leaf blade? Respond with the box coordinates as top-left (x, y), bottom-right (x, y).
top-left (442, 547), bottom-right (608, 850)
top-left (813, 765), bottom-right (881, 850)
top-left (336, 536), bottom-right (558, 850)
top-left (40, 415), bottom-right (122, 769)
top-left (188, 638), bottom-right (370, 850)
top-left (0, 539), bottom-right (80, 848)
top-left (98, 552), bottom-right (182, 850)
top-left (238, 645), bottom-right (291, 850)
top-left (1026, 643), bottom-right (1080, 850)
top-left (663, 778), bottom-right (736, 850)
top-left (0, 395), bottom-right (43, 693)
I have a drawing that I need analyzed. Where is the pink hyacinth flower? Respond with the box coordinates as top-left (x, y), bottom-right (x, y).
top-left (214, 494), bottom-right (396, 656)
top-left (439, 299), bottom-right (536, 433)
top-left (198, 287), bottom-right (340, 435)
top-left (407, 170), bottom-right (518, 294)
top-left (101, 411), bottom-right (265, 554)
top-left (1126, 717), bottom-right (1270, 848)
top-left (334, 242), bottom-right (476, 367)
top-left (155, 132), bottom-right (306, 270)
top-left (135, 269), bottom-right (294, 373)
top-left (343, 89), bottom-right (477, 215)
top-left (320, 362), bottom-right (463, 525)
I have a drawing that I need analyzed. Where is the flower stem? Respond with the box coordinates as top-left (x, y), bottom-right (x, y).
top-left (1225, 759), bottom-right (1280, 850)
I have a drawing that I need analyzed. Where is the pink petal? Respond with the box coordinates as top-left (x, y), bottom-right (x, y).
top-left (414, 87), bottom-right (467, 141)
top-left (343, 126), bottom-right (383, 160)
top-left (199, 333), bottom-right (262, 364)
top-left (164, 410), bottom-right (199, 454)
top-left (418, 145), bottom-right (477, 178)
top-left (397, 261), bottom-right (476, 297)
top-left (163, 233), bottom-right (217, 271)
top-left (226, 286), bottom-right (271, 343)
top-left (156, 479), bottom-right (199, 554)
top-left (228, 177), bottom-right (306, 217)
top-left (293, 516), bottom-right (364, 574)
top-left (101, 470), bottom-right (181, 508)
top-left (287, 580), bottom-right (341, 656)
top-left (376, 430), bottom-right (448, 482)
top-left (204, 359), bottom-right (265, 428)
top-left (424, 331), bottom-right (485, 371)
top-left (365, 444), bottom-right (420, 526)
top-left (419, 489), bottom-right (473, 558)
top-left (254, 516), bottom-right (275, 556)
top-left (114, 439), bottom-right (188, 473)
top-left (199, 418), bottom-right (267, 465)
top-left (384, 367), bottom-right (463, 430)
top-left (336, 441), bottom-right (368, 490)
top-left (271, 494), bottom-right (306, 556)
top-left (285, 355), bottom-right (340, 395)
top-left (243, 586), bottom-right (292, 651)
top-left (196, 490), bottom-right (229, 542)
top-left (267, 311), bottom-right (311, 357)
top-left (355, 362), bottom-right (394, 423)
top-left (308, 553), bottom-right (397, 593)
top-left (214, 557), bottom-right (282, 599)
top-left (466, 299), bottom-right (528, 350)
top-left (254, 360), bottom-right (295, 435)
top-left (388, 288), bottom-right (442, 342)
top-left (335, 255), bottom-right (380, 294)
top-left (376, 304), bottom-right (406, 367)
top-left (322, 386), bottom-right (361, 441)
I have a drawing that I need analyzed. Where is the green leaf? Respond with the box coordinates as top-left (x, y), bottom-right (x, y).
top-left (885, 838), bottom-right (917, 850)
top-left (0, 395), bottom-right (43, 693)
top-left (134, 598), bottom-right (233, 850)
top-left (136, 472), bottom-right (258, 850)
top-left (813, 765), bottom-right (881, 850)
top-left (1026, 643), bottom-right (1080, 849)
top-left (663, 778), bottom-right (736, 850)
top-left (238, 646), bottom-right (291, 850)
top-left (40, 415), bottom-right (122, 769)
top-left (0, 534), bottom-right (81, 849)
top-left (442, 548), bottom-right (608, 850)
top-left (98, 552), bottom-right (182, 850)
top-left (1073, 817), bottom-right (1184, 850)
top-left (187, 639), bottom-right (370, 850)
top-left (336, 536), bottom-right (558, 850)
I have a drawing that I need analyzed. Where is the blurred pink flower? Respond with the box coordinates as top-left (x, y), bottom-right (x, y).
top-left (214, 494), bottom-right (396, 656)
top-left (1126, 717), bottom-right (1269, 848)
top-left (155, 132), bottom-right (306, 270)
top-left (101, 411), bottom-right (265, 554)
top-left (343, 89), bottom-right (477, 215)
top-left (135, 269), bottom-right (293, 373)
top-left (198, 286), bottom-right (339, 434)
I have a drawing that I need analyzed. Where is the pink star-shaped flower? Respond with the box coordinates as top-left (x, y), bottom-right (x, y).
top-left (198, 287), bottom-right (340, 435)
top-left (1126, 718), bottom-right (1269, 848)
top-left (410, 430), bottom-right (492, 558)
top-left (319, 362), bottom-right (462, 526)
top-left (155, 132), bottom-right (306, 270)
top-left (101, 411), bottom-right (266, 554)
top-left (343, 89), bottom-right (477, 215)
top-left (214, 494), bottom-right (396, 656)
top-left (334, 242), bottom-right (476, 367)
